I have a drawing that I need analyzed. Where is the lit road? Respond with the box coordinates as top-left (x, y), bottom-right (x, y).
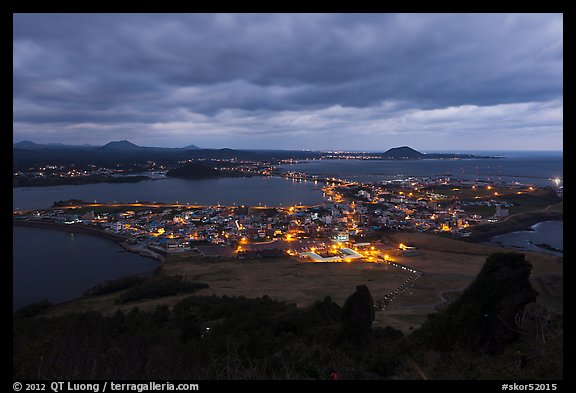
top-left (14, 202), bottom-right (323, 214)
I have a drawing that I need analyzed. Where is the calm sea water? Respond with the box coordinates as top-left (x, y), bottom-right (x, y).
top-left (487, 221), bottom-right (563, 257)
top-left (13, 226), bottom-right (158, 309)
top-left (13, 176), bottom-right (323, 211)
top-left (279, 151), bottom-right (563, 186)
top-left (13, 152), bottom-right (562, 308)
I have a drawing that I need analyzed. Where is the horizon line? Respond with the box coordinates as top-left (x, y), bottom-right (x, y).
top-left (12, 140), bottom-right (563, 153)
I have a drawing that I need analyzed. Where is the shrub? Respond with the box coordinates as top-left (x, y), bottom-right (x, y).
top-left (83, 275), bottom-right (144, 297)
top-left (115, 275), bottom-right (208, 304)
top-left (13, 300), bottom-right (53, 318)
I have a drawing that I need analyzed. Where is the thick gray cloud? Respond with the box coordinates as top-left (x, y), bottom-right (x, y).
top-left (13, 13), bottom-right (563, 150)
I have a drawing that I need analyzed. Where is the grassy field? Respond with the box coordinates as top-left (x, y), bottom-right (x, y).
top-left (375, 232), bottom-right (563, 330)
top-left (45, 231), bottom-right (562, 334)
top-left (428, 185), bottom-right (561, 215)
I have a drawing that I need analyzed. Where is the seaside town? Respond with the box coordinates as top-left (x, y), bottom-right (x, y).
top-left (14, 170), bottom-right (563, 266)
top-left (12, 13), bottom-right (564, 381)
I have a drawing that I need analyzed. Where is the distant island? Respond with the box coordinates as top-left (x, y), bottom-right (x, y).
top-left (318, 146), bottom-right (499, 161)
top-left (166, 162), bottom-right (227, 179)
top-left (381, 146), bottom-right (498, 160)
top-left (381, 146), bottom-right (424, 159)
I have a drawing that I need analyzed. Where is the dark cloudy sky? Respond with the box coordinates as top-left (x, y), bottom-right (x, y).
top-left (13, 13), bottom-right (563, 151)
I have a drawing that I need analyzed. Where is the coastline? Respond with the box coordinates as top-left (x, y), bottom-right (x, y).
top-left (467, 209), bottom-right (563, 243)
top-left (13, 219), bottom-right (165, 263)
top-left (484, 220), bottom-right (563, 257)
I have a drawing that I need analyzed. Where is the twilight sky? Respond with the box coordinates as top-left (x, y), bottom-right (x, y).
top-left (13, 13), bottom-right (563, 151)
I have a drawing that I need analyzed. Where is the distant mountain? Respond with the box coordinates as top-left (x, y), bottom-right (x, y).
top-left (382, 146), bottom-right (424, 159)
top-left (100, 140), bottom-right (141, 150)
top-left (13, 139), bottom-right (261, 168)
top-left (100, 141), bottom-right (203, 151)
top-left (13, 141), bottom-right (41, 150)
top-left (14, 140), bottom-right (202, 151)
top-left (181, 144), bottom-right (201, 150)
top-left (14, 141), bottom-right (99, 150)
